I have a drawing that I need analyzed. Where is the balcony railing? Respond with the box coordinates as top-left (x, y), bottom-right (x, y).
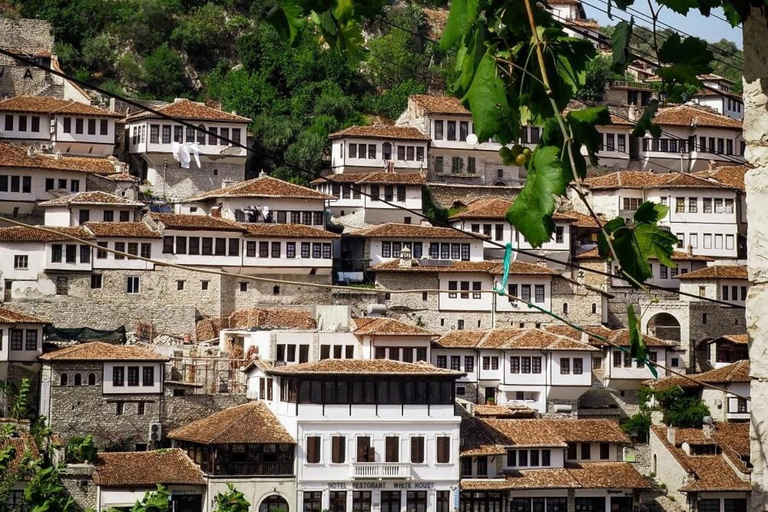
top-left (351, 463), bottom-right (412, 479)
top-left (215, 462), bottom-right (294, 477)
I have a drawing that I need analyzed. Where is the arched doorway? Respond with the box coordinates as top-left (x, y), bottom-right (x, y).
top-left (647, 312), bottom-right (681, 343)
top-left (259, 495), bottom-right (289, 512)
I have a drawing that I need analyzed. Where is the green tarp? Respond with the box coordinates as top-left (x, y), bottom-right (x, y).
top-left (43, 326), bottom-right (126, 344)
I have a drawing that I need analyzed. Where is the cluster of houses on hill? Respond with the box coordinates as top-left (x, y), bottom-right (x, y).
top-left (0, 5), bottom-right (753, 512)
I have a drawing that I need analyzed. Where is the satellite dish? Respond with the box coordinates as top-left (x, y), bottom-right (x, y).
top-left (466, 133), bottom-right (479, 145)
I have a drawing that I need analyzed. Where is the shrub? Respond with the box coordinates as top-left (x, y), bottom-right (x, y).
top-left (66, 435), bottom-right (97, 463)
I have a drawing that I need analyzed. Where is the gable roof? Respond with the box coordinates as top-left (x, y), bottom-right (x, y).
top-left (311, 172), bottom-right (427, 186)
top-left (38, 191), bottom-right (144, 207)
top-left (654, 104), bottom-right (742, 130)
top-left (410, 95), bottom-right (471, 115)
top-left (676, 265), bottom-right (748, 280)
top-left (574, 247), bottom-right (712, 262)
top-left (187, 175), bottom-right (332, 201)
top-left (267, 358), bottom-right (463, 376)
top-left (696, 359), bottom-right (750, 384)
top-left (435, 328), bottom-right (598, 351)
top-left (148, 213), bottom-right (246, 232)
top-left (351, 223), bottom-right (479, 240)
top-left (585, 170), bottom-right (737, 191)
top-left (0, 306), bottom-right (47, 324)
top-left (352, 317), bottom-right (437, 337)
top-left (0, 225), bottom-right (95, 243)
top-left (713, 334), bottom-right (748, 345)
top-left (0, 143), bottom-right (117, 174)
top-left (125, 99), bottom-right (250, 123)
top-left (694, 165), bottom-right (749, 191)
top-left (84, 222), bottom-right (162, 239)
top-left (168, 401), bottom-right (294, 445)
top-left (39, 341), bottom-right (168, 361)
top-left (0, 96), bottom-right (121, 118)
top-left (372, 259), bottom-right (557, 276)
top-left (329, 125), bottom-right (430, 140)
top-left (240, 223), bottom-right (339, 239)
top-left (93, 449), bottom-right (205, 486)
top-left (607, 329), bottom-right (675, 348)
top-left (449, 198), bottom-right (593, 222)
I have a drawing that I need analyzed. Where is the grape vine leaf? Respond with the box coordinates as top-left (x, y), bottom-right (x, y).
top-left (656, 34), bottom-right (713, 87)
top-left (631, 99), bottom-right (662, 138)
top-left (506, 146), bottom-right (569, 247)
top-left (540, 107), bottom-right (610, 179)
top-left (462, 49), bottom-right (514, 143)
top-left (627, 304), bottom-right (656, 378)
top-left (267, 0), bottom-right (306, 45)
top-left (440, 0), bottom-right (480, 50)
top-left (656, 0), bottom-right (699, 15)
top-left (610, 18), bottom-right (634, 74)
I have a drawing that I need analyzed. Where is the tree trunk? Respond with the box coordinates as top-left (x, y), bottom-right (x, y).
top-left (744, 6), bottom-right (768, 512)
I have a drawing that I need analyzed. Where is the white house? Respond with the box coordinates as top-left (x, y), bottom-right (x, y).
top-left (583, 170), bottom-right (744, 259)
top-left (396, 95), bottom-right (527, 186)
top-left (354, 317), bottom-right (437, 362)
top-left (124, 99), bottom-right (251, 200)
top-left (460, 415), bottom-right (650, 512)
top-left (312, 172), bottom-right (425, 226)
top-left (39, 191), bottom-right (145, 226)
top-left (677, 265), bottom-right (749, 307)
top-left (0, 306), bottom-right (47, 366)
top-left (244, 358), bottom-right (464, 512)
top-left (433, 328), bottom-right (597, 413)
top-left (599, 329), bottom-right (680, 389)
top-left (179, 174), bottom-right (333, 229)
top-left (328, 125), bottom-right (429, 174)
top-left (689, 74), bottom-right (743, 120)
top-left (697, 360), bottom-right (751, 422)
top-left (0, 95), bottom-right (121, 156)
top-left (0, 142), bottom-right (121, 216)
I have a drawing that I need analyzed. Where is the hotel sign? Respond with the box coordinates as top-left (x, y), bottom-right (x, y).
top-left (327, 481), bottom-right (437, 490)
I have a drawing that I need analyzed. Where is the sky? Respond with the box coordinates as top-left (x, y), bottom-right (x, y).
top-left (585, 1), bottom-right (743, 48)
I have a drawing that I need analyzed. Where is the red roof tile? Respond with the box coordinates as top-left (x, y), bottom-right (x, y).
top-left (39, 191), bottom-right (144, 207)
top-left (125, 99), bottom-right (250, 123)
top-left (0, 143), bottom-right (117, 174)
top-left (410, 95), bottom-right (471, 115)
top-left (585, 170), bottom-right (736, 191)
top-left (0, 306), bottom-right (47, 324)
top-left (240, 223), bottom-right (339, 239)
top-left (40, 341), bottom-right (168, 361)
top-left (329, 125), bottom-right (430, 140)
top-left (84, 222), bottom-right (162, 239)
top-left (435, 328), bottom-right (597, 351)
top-left (311, 172), bottom-right (426, 186)
top-left (574, 247), bottom-right (712, 261)
top-left (352, 222), bottom-right (479, 239)
top-left (694, 165), bottom-right (750, 191)
top-left (188, 175), bottom-right (332, 201)
top-left (93, 449), bottom-right (205, 486)
top-left (0, 96), bottom-right (121, 117)
top-left (696, 360), bottom-right (750, 384)
top-left (654, 105), bottom-right (742, 130)
top-left (267, 358), bottom-right (462, 376)
top-left (0, 225), bottom-right (95, 243)
top-left (149, 213), bottom-right (246, 232)
top-left (352, 317), bottom-right (437, 337)
top-left (676, 265), bottom-right (748, 280)
top-left (168, 402), bottom-right (294, 445)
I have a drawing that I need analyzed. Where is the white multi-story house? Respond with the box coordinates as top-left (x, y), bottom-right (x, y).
top-left (460, 415), bottom-right (650, 512)
top-left (396, 95), bottom-right (527, 186)
top-left (179, 174), bottom-right (333, 230)
top-left (124, 98), bottom-right (251, 200)
top-left (312, 172), bottom-right (425, 226)
top-left (39, 191), bottom-right (145, 226)
top-left (432, 328), bottom-right (598, 413)
top-left (583, 170), bottom-right (744, 259)
top-left (244, 358), bottom-right (463, 512)
top-left (0, 306), bottom-right (47, 369)
top-left (689, 74), bottom-right (744, 120)
top-left (599, 329), bottom-right (680, 389)
top-left (677, 265), bottom-right (749, 307)
top-left (0, 96), bottom-right (121, 156)
top-left (701, 334), bottom-right (748, 369)
top-left (0, 142), bottom-right (121, 216)
top-left (697, 360), bottom-right (751, 422)
top-left (329, 125), bottom-right (429, 174)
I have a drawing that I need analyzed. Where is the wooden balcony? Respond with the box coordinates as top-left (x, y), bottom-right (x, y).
top-left (351, 462), bottom-right (411, 479)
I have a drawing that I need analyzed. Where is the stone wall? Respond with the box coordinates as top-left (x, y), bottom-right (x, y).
top-left (648, 428), bottom-right (688, 504)
top-left (0, 19), bottom-right (55, 98)
top-left (578, 388), bottom-right (641, 419)
top-left (60, 464), bottom-right (97, 512)
top-left (160, 388), bottom-right (247, 433)
top-left (220, 273), bottom-right (334, 315)
top-left (427, 183), bottom-right (519, 209)
top-left (144, 160), bottom-right (245, 201)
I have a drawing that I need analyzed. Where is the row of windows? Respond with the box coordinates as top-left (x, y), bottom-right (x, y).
top-left (97, 241), bottom-right (153, 260)
top-left (722, 285), bottom-right (748, 302)
top-left (114, 401), bottom-right (148, 416)
top-left (434, 156), bottom-right (477, 174)
top-left (599, 133), bottom-right (627, 153)
top-left (303, 490), bottom-right (449, 512)
top-left (374, 346), bottom-right (427, 363)
top-left (163, 236), bottom-right (239, 257)
top-left (78, 209), bottom-right (131, 223)
top-left (347, 142), bottom-right (426, 162)
top-left (0, 329), bottom-right (38, 351)
top-left (4, 114), bottom-right (42, 133)
top-left (433, 119), bottom-right (471, 142)
top-left (59, 372), bottom-right (97, 386)
top-left (726, 98), bottom-right (742, 113)
top-left (305, 434), bottom-right (451, 465)
top-left (0, 175), bottom-right (32, 194)
top-left (381, 241), bottom-right (423, 259)
top-left (246, 241), bottom-right (332, 259)
top-left (613, 350), bottom-right (658, 368)
top-left (112, 365), bottom-right (156, 387)
top-left (470, 223), bottom-right (505, 242)
top-left (51, 244), bottom-right (91, 264)
top-left (672, 196), bottom-right (735, 214)
top-left (51, 274), bottom-right (142, 295)
top-left (235, 210), bottom-right (324, 226)
top-left (641, 136), bottom-right (745, 156)
top-left (508, 284), bottom-right (547, 304)
top-left (447, 281), bottom-right (482, 300)
top-left (138, 124), bottom-right (242, 146)
top-left (435, 355), bottom-right (475, 372)
top-left (280, 378), bottom-right (455, 405)
top-left (674, 232), bottom-right (735, 251)
top-left (63, 117), bottom-right (110, 136)
top-left (44, 178), bottom-right (81, 193)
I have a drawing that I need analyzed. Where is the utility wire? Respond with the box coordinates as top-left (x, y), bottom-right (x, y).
top-left (0, 47), bottom-right (746, 309)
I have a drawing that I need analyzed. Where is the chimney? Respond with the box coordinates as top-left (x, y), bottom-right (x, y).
top-left (709, 160), bottom-right (717, 171)
top-left (259, 170), bottom-right (267, 178)
top-left (580, 331), bottom-right (590, 344)
top-left (702, 415), bottom-right (714, 438)
top-left (577, 269), bottom-right (585, 285)
top-left (211, 206), bottom-right (222, 218)
top-left (667, 427), bottom-right (676, 446)
top-left (628, 104), bottom-right (637, 122)
top-left (399, 245), bottom-right (413, 268)
top-left (687, 243), bottom-right (693, 256)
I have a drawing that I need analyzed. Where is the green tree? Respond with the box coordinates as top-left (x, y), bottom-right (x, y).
top-left (171, 2), bottom-right (236, 70)
top-left (667, 397), bottom-right (711, 428)
top-left (578, 54), bottom-right (615, 101)
top-left (65, 435), bottom-right (97, 464)
top-left (142, 44), bottom-right (188, 100)
top-left (11, 378), bottom-right (31, 420)
top-left (81, 33), bottom-right (118, 78)
top-left (373, 79), bottom-right (427, 120)
top-left (213, 484), bottom-right (250, 512)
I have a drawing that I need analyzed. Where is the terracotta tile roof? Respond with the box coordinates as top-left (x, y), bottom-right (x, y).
top-left (434, 328), bottom-right (597, 351)
top-left (93, 449), bottom-right (205, 486)
top-left (125, 99), bottom-right (250, 123)
top-left (462, 463), bottom-right (650, 491)
top-left (39, 341), bottom-right (169, 361)
top-left (84, 222), bottom-right (162, 239)
top-left (608, 329), bottom-right (675, 348)
top-left (240, 223), bottom-right (339, 239)
top-left (717, 334), bottom-right (748, 345)
top-left (715, 422), bottom-right (750, 472)
top-left (449, 198), bottom-right (585, 222)
top-left (267, 358), bottom-right (463, 376)
top-left (462, 470), bottom-right (578, 490)
top-left (410, 95), bottom-right (471, 115)
top-left (0, 96), bottom-right (121, 118)
top-left (0, 225), bottom-right (95, 243)
top-left (352, 317), bottom-right (437, 337)
top-left (564, 211), bottom-right (602, 228)
top-left (694, 165), bottom-right (749, 191)
top-left (0, 306), bottom-right (47, 324)
top-left (574, 247), bottom-right (713, 261)
top-left (473, 404), bottom-right (537, 419)
top-left (565, 462), bottom-right (651, 489)
top-left (188, 175), bottom-right (332, 201)
top-left (696, 360), bottom-right (750, 384)
top-left (0, 143), bottom-right (117, 174)
top-left (99, 173), bottom-right (139, 183)
top-left (543, 324), bottom-right (615, 346)
top-left (311, 172), bottom-right (426, 186)
top-left (39, 191), bottom-right (144, 207)
top-left (329, 125), bottom-right (430, 140)
top-left (149, 213), bottom-right (246, 232)
top-left (654, 104), bottom-right (742, 130)
top-left (480, 419), bottom-right (569, 447)
top-left (372, 259), bottom-right (556, 276)
top-left (352, 222), bottom-right (479, 240)
top-left (673, 428), bottom-right (718, 446)
top-left (1, 430), bottom-right (40, 476)
top-left (459, 412), bottom-right (509, 456)
top-left (168, 402), bottom-right (294, 445)
top-left (585, 170), bottom-right (736, 191)
top-left (676, 265), bottom-right (748, 280)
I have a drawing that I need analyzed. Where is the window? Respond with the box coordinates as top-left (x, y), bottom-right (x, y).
top-left (127, 366), bottom-right (140, 386)
top-left (137, 402), bottom-right (145, 415)
top-left (600, 442), bottom-right (610, 460)
top-left (521, 284), bottom-right (531, 302)
top-left (113, 366), bottom-right (125, 386)
top-left (573, 358), bottom-right (583, 375)
top-left (715, 234), bottom-right (724, 249)
top-left (704, 233), bottom-right (712, 249)
top-left (18, 115), bottom-right (27, 132)
top-left (689, 197), bottom-right (698, 213)
top-left (467, 157), bottom-right (476, 174)
top-left (332, 436), bottom-right (346, 463)
top-left (240, 282), bottom-right (248, 292)
top-left (436, 437), bottom-right (450, 463)
top-left (435, 156), bottom-right (444, 173)
top-left (25, 330), bottom-right (37, 351)
top-left (534, 285), bottom-right (545, 303)
top-left (560, 358), bottom-right (570, 374)
top-left (75, 118), bottom-right (84, 134)
top-left (115, 402), bottom-right (123, 415)
top-left (143, 366), bottom-right (154, 386)
top-left (385, 436), bottom-right (399, 462)
top-left (91, 274), bottom-right (102, 289)
top-left (306, 436), bottom-right (321, 463)
top-left (447, 121), bottom-right (456, 140)
top-left (13, 255), bottom-right (28, 269)
top-left (126, 276), bottom-right (140, 294)
top-left (726, 234), bottom-right (735, 250)
top-left (676, 197), bottom-right (685, 213)
top-left (149, 124), bottom-right (159, 143)
top-left (472, 282), bottom-right (482, 299)
top-left (451, 156), bottom-right (463, 173)
top-left (448, 281), bottom-right (457, 299)
top-left (606, 133), bottom-right (615, 151)
top-left (436, 356), bottom-right (447, 368)
top-left (368, 144), bottom-right (376, 159)
top-left (88, 373), bottom-right (96, 385)
top-left (581, 443), bottom-right (591, 460)
top-left (215, 238), bottom-right (227, 256)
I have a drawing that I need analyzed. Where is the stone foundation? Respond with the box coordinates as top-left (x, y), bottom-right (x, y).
top-left (60, 464), bottom-right (97, 512)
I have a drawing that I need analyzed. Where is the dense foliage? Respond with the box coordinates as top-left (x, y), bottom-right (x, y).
top-left (213, 484), bottom-right (251, 512)
top-left (65, 435), bottom-right (97, 464)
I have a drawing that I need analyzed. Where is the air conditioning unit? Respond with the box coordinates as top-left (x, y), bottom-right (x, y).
top-left (148, 423), bottom-right (162, 442)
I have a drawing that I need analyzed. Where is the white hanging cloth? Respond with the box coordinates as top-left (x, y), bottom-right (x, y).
top-left (171, 142), bottom-right (202, 169)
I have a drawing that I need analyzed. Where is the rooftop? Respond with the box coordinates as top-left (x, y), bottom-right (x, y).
top-left (168, 401), bottom-right (294, 445)
top-left (607, 329), bottom-right (676, 348)
top-left (696, 359), bottom-right (750, 384)
top-left (0, 143), bottom-right (116, 175)
top-left (372, 259), bottom-right (557, 276)
top-left (694, 165), bottom-right (749, 191)
top-left (39, 341), bottom-right (169, 362)
top-left (715, 334), bottom-right (749, 345)
top-left (0, 225), bottom-right (95, 243)
top-left (312, 172), bottom-right (427, 186)
top-left (39, 191), bottom-right (144, 208)
top-left (267, 358), bottom-right (463, 376)
top-left (0, 306), bottom-right (47, 324)
top-left (240, 223), bottom-right (339, 239)
top-left (449, 198), bottom-right (589, 223)
top-left (148, 213), bottom-right (246, 232)
top-left (84, 222), bottom-right (162, 239)
top-left (585, 170), bottom-right (738, 191)
top-left (654, 104), bottom-right (742, 130)
top-left (0, 96), bottom-right (121, 118)
top-left (676, 265), bottom-right (748, 280)
top-left (352, 317), bottom-right (437, 337)
top-left (93, 449), bottom-right (205, 486)
top-left (409, 95), bottom-right (471, 115)
top-left (125, 98), bottom-right (251, 123)
top-left (187, 175), bottom-right (332, 201)
top-left (329, 125), bottom-right (430, 141)
top-left (435, 328), bottom-right (598, 351)
top-left (351, 222), bottom-right (480, 240)
top-left (574, 247), bottom-right (713, 262)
